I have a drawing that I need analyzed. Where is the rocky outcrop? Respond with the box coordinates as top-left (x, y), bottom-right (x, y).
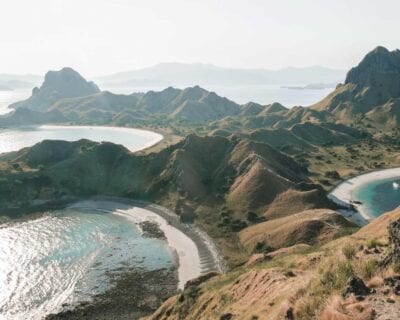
top-left (388, 218), bottom-right (400, 261)
top-left (312, 46), bottom-right (400, 120)
top-left (382, 217), bottom-right (400, 266)
top-left (10, 67), bottom-right (100, 111)
top-left (345, 46), bottom-right (400, 88)
top-left (342, 276), bottom-right (372, 298)
top-left (184, 272), bottom-right (219, 290)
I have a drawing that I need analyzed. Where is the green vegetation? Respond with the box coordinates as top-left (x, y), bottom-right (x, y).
top-left (356, 259), bottom-right (378, 280)
top-left (342, 243), bottom-right (356, 260)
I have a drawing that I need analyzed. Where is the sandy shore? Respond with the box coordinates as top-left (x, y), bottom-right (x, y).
top-left (40, 125), bottom-right (164, 151)
top-left (69, 197), bottom-right (225, 289)
top-left (329, 167), bottom-right (400, 226)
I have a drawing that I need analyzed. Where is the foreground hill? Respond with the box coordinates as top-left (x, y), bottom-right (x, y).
top-left (145, 208), bottom-right (400, 320)
top-left (239, 209), bottom-right (354, 252)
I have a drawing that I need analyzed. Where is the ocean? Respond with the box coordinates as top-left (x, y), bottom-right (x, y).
top-left (0, 207), bottom-right (173, 319)
top-left (353, 176), bottom-right (400, 218)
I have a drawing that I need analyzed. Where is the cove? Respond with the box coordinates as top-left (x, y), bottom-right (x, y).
top-left (0, 125), bottom-right (163, 154)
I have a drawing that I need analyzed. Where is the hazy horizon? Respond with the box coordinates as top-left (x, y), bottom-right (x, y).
top-left (0, 61), bottom-right (345, 78)
top-left (1, 0), bottom-right (399, 77)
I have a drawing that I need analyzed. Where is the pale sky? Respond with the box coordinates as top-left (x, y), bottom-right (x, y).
top-left (0, 0), bottom-right (399, 76)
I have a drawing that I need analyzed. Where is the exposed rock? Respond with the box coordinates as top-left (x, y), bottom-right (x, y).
top-left (342, 276), bottom-right (371, 298)
top-left (184, 271), bottom-right (219, 290)
top-left (386, 297), bottom-right (395, 303)
top-left (383, 276), bottom-right (400, 296)
top-left (220, 313), bottom-right (233, 320)
top-left (284, 307), bottom-right (294, 320)
top-left (10, 67), bottom-right (100, 111)
top-left (138, 221), bottom-right (166, 239)
top-left (345, 46), bottom-right (400, 88)
top-left (313, 46), bottom-right (400, 120)
top-left (381, 217), bottom-right (400, 266)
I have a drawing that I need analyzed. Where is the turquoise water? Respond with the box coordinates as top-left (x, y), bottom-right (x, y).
top-left (0, 125), bottom-right (162, 154)
top-left (353, 176), bottom-right (400, 218)
top-left (0, 207), bottom-right (173, 319)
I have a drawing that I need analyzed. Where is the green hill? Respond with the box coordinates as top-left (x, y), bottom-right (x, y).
top-left (0, 135), bottom-right (333, 263)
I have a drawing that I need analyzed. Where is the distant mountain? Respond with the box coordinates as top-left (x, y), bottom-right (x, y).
top-left (95, 62), bottom-right (345, 87)
top-left (0, 84), bottom-right (13, 91)
top-left (5, 83), bottom-right (242, 124)
top-left (10, 68), bottom-right (100, 111)
top-left (313, 46), bottom-right (400, 125)
top-left (0, 74), bottom-right (42, 90)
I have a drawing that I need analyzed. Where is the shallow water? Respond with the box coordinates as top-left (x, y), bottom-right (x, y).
top-left (0, 125), bottom-right (162, 154)
top-left (353, 176), bottom-right (400, 217)
top-left (0, 207), bottom-right (173, 320)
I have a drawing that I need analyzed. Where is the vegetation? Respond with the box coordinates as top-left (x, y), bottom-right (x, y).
top-left (2, 46), bottom-right (400, 319)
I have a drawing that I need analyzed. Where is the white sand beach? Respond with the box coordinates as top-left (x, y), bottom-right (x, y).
top-left (329, 167), bottom-right (400, 226)
top-left (40, 125), bottom-right (164, 150)
top-left (0, 125), bottom-right (164, 154)
top-left (69, 198), bottom-right (224, 289)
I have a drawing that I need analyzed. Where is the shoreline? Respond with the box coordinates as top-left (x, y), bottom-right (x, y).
top-left (0, 198), bottom-right (225, 319)
top-left (329, 167), bottom-right (400, 226)
top-left (0, 124), bottom-right (164, 154)
top-left (69, 197), bottom-right (225, 289)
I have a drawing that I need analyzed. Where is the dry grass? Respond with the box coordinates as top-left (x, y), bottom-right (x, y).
top-left (366, 238), bottom-right (382, 249)
top-left (320, 295), bottom-right (374, 320)
top-left (341, 243), bottom-right (356, 260)
top-left (239, 209), bottom-right (354, 253)
top-left (355, 258), bottom-right (378, 280)
top-left (147, 209), bottom-right (400, 320)
top-left (294, 258), bottom-right (355, 319)
top-left (367, 276), bottom-right (384, 288)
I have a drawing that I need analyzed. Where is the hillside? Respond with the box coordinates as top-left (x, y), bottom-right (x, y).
top-left (313, 46), bottom-right (400, 124)
top-left (0, 135), bottom-right (336, 264)
top-left (144, 208), bottom-right (400, 320)
top-left (239, 209), bottom-right (355, 252)
top-left (1, 46), bottom-right (400, 320)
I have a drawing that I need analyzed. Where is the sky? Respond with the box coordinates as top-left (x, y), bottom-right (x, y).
top-left (0, 0), bottom-right (399, 77)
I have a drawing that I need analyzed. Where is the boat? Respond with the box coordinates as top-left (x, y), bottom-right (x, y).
top-left (393, 182), bottom-right (399, 189)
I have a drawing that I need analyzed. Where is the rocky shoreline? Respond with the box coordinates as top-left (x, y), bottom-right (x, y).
top-left (42, 197), bottom-right (224, 320)
top-left (46, 267), bottom-right (178, 320)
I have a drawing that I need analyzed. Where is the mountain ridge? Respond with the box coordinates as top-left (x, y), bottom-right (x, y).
top-left (95, 62), bottom-right (345, 87)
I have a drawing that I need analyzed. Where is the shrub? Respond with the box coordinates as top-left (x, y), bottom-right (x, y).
top-left (230, 219), bottom-right (247, 232)
top-left (392, 261), bottom-right (400, 274)
top-left (12, 163), bottom-right (21, 171)
top-left (253, 241), bottom-right (273, 254)
top-left (342, 243), bottom-right (356, 260)
top-left (366, 238), bottom-right (382, 249)
top-left (247, 211), bottom-right (259, 223)
top-left (357, 259), bottom-right (378, 280)
top-left (319, 260), bottom-right (354, 292)
top-left (295, 259), bottom-right (354, 320)
top-left (324, 170), bottom-right (341, 179)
